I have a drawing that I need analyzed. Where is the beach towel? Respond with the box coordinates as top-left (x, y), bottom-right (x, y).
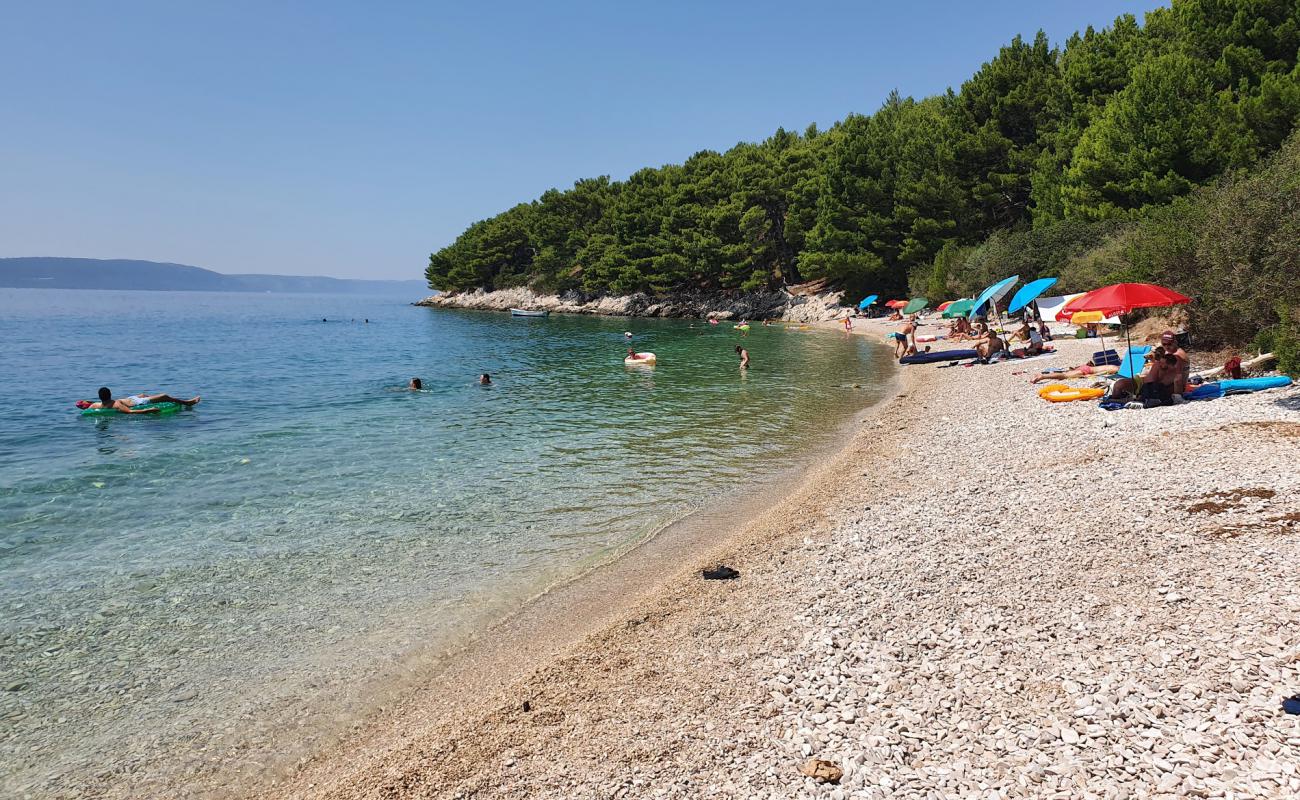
top-left (980, 349), bottom-right (1059, 366)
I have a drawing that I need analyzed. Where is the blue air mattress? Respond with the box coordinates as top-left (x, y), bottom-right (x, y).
top-left (1186, 375), bottom-right (1293, 400)
top-left (899, 349), bottom-right (979, 365)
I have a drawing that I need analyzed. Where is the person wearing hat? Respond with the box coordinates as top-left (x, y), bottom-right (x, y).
top-left (1162, 330), bottom-right (1189, 394)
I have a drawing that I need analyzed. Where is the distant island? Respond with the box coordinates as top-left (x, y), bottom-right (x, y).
top-left (1, 257), bottom-right (427, 295)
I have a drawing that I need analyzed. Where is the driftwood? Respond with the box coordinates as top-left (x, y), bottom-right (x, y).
top-left (1192, 352), bottom-right (1277, 380)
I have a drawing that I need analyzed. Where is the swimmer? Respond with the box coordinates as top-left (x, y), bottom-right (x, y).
top-left (80, 386), bottom-right (200, 413)
top-left (479, 373), bottom-right (492, 385)
top-left (735, 345), bottom-right (749, 368)
top-left (409, 378), bottom-right (423, 390)
top-left (624, 331), bottom-right (633, 339)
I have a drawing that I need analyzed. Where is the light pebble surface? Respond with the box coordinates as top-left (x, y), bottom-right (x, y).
top-left (260, 331), bottom-right (1300, 800)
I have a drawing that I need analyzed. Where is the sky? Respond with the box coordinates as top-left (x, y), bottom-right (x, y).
top-left (1, 1), bottom-right (1162, 280)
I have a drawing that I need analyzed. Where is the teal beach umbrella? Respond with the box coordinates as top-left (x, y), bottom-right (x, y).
top-left (858, 294), bottom-right (878, 310)
top-left (902, 297), bottom-right (929, 314)
top-left (968, 275), bottom-right (1020, 319)
top-left (1007, 277), bottom-right (1058, 314)
top-left (941, 298), bottom-right (975, 318)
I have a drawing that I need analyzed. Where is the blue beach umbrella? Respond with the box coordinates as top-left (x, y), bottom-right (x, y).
top-left (1007, 277), bottom-right (1058, 315)
top-left (858, 294), bottom-right (878, 310)
top-left (968, 275), bottom-right (1020, 319)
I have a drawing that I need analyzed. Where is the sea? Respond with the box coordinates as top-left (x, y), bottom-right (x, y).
top-left (0, 288), bottom-right (891, 796)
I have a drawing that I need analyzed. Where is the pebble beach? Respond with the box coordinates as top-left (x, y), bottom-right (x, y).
top-left (263, 329), bottom-right (1300, 800)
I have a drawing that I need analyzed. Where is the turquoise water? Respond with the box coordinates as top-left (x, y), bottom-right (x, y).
top-left (0, 288), bottom-right (890, 796)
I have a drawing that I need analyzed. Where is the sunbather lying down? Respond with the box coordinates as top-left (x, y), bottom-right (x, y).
top-left (1029, 361), bottom-right (1119, 383)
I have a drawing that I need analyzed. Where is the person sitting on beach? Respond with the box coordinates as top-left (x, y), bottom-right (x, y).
top-left (1024, 323), bottom-right (1045, 355)
top-left (479, 373), bottom-right (492, 385)
top-left (409, 377), bottom-right (423, 390)
top-left (887, 310), bottom-right (903, 321)
top-left (948, 317), bottom-right (973, 341)
top-left (1137, 353), bottom-right (1182, 405)
top-left (1037, 320), bottom-right (1053, 342)
top-left (1107, 347), bottom-right (1164, 401)
top-left (735, 345), bottom-right (750, 368)
top-left (81, 386), bottom-right (200, 413)
top-left (973, 326), bottom-right (1005, 363)
top-left (1011, 321), bottom-right (1046, 355)
top-left (1029, 360), bottom-right (1120, 384)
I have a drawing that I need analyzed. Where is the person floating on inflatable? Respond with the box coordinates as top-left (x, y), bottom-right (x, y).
top-left (78, 387), bottom-right (200, 414)
top-left (625, 348), bottom-right (656, 366)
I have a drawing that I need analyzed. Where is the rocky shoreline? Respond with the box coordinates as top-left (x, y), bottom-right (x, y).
top-left (262, 328), bottom-right (1300, 799)
top-left (415, 286), bottom-right (853, 323)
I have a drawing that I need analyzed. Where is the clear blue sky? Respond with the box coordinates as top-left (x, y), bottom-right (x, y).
top-left (1, 1), bottom-right (1160, 280)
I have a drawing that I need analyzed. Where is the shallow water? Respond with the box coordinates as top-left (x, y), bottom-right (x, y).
top-left (0, 289), bottom-right (890, 795)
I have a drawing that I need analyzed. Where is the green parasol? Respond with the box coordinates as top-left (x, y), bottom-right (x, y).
top-left (902, 297), bottom-right (929, 314)
top-left (941, 298), bottom-right (975, 318)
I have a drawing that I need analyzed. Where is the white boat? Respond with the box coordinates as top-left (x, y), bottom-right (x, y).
top-left (509, 308), bottom-right (550, 317)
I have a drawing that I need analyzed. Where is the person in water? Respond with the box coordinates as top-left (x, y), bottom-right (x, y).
top-left (479, 373), bottom-right (492, 385)
top-left (735, 345), bottom-right (749, 368)
top-left (81, 387), bottom-right (200, 413)
top-left (409, 378), bottom-right (423, 390)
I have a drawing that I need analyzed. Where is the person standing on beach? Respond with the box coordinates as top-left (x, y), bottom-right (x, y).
top-left (892, 316), bottom-right (917, 358)
top-left (1161, 330), bottom-right (1190, 394)
top-left (735, 345), bottom-right (749, 369)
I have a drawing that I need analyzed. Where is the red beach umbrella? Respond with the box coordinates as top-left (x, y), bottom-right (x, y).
top-left (1060, 283), bottom-right (1192, 318)
top-left (1061, 282), bottom-right (1193, 359)
top-left (885, 299), bottom-right (907, 309)
top-left (937, 300), bottom-right (954, 312)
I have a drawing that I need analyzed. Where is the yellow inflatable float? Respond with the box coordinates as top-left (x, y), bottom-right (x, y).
top-left (1038, 383), bottom-right (1105, 403)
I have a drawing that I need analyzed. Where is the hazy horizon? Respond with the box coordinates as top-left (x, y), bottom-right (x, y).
top-left (2, 1), bottom-right (1159, 280)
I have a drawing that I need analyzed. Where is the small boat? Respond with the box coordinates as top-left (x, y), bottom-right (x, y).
top-left (510, 308), bottom-right (549, 317)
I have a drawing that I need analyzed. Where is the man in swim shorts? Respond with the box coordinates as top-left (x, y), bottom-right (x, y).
top-left (83, 387), bottom-right (200, 413)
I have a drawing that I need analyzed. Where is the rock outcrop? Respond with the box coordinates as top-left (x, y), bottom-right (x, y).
top-left (414, 286), bottom-right (851, 322)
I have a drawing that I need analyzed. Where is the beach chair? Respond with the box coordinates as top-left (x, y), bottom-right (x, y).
top-left (1117, 346), bottom-right (1153, 379)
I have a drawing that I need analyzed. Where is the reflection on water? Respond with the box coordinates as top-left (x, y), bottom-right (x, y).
top-left (0, 289), bottom-right (890, 796)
